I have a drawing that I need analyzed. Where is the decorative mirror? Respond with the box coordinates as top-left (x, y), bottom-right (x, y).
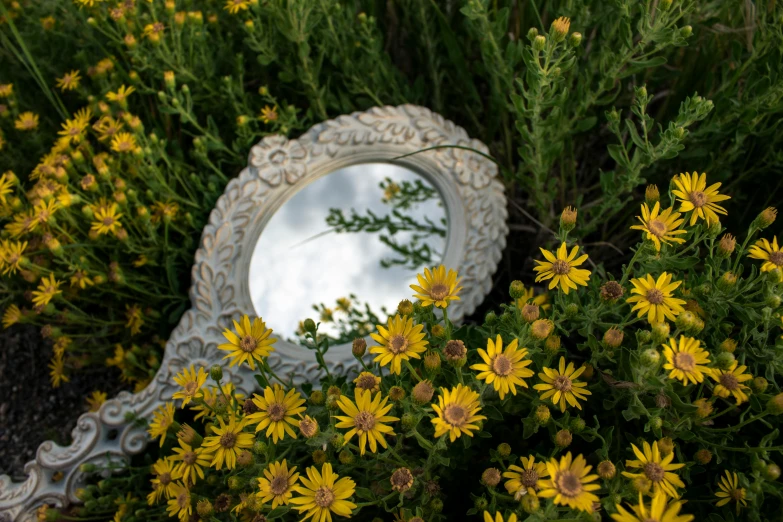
top-left (0, 105), bottom-right (507, 521)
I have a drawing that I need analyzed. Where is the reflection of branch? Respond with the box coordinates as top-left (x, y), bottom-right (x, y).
top-left (294, 294), bottom-right (385, 345)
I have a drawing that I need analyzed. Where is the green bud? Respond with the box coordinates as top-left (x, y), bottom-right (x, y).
top-left (636, 330), bottom-right (652, 344)
top-left (715, 351), bottom-right (736, 370)
top-left (309, 390), bottom-right (325, 405)
top-left (497, 443), bottom-right (511, 458)
top-left (521, 494), bottom-right (540, 513)
top-left (253, 440), bottom-right (268, 454)
top-left (569, 32), bottom-right (582, 47)
top-left (474, 496), bottom-right (489, 510)
top-left (527, 27), bottom-right (539, 41)
top-left (331, 432), bottom-right (345, 449)
top-left (430, 498), bottom-right (444, 513)
top-left (227, 476), bottom-right (245, 490)
top-left (752, 377), bottom-right (769, 393)
top-left (338, 449), bottom-right (354, 465)
top-left (641, 348), bottom-right (661, 366)
top-left (565, 303), bottom-right (579, 318)
top-left (401, 413), bottom-right (417, 431)
top-left (484, 311), bottom-right (497, 325)
top-left (209, 364), bottom-right (223, 382)
top-left (650, 416), bottom-right (663, 430)
top-left (767, 394), bottom-right (783, 415)
top-left (303, 318), bottom-right (317, 332)
top-left (509, 280), bottom-right (525, 299)
top-left (79, 463), bottom-right (97, 473)
top-left (765, 463), bottom-right (781, 481)
top-left (533, 35), bottom-right (547, 51)
top-left (570, 417), bottom-right (586, 433)
top-left (766, 294), bottom-right (781, 309)
top-left (680, 25), bottom-right (693, 38)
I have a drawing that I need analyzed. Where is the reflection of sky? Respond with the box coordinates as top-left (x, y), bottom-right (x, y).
top-left (249, 163), bottom-right (447, 338)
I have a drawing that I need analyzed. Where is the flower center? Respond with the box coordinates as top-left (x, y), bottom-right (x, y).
top-left (239, 335), bottom-right (257, 353)
top-left (552, 260), bottom-right (570, 275)
top-left (267, 402), bottom-right (286, 422)
top-left (647, 219), bottom-right (667, 237)
top-left (552, 375), bottom-right (572, 392)
top-left (555, 471), bottom-right (583, 498)
top-left (219, 432), bottom-right (236, 449)
top-left (177, 492), bottom-right (188, 508)
top-left (354, 411), bottom-right (376, 432)
top-left (646, 288), bottom-right (665, 305)
top-left (430, 283), bottom-right (449, 301)
top-left (314, 486), bottom-right (335, 508)
top-left (184, 381), bottom-right (198, 396)
top-left (269, 474), bottom-right (289, 496)
top-left (103, 217), bottom-right (114, 226)
top-left (389, 334), bottom-right (408, 354)
top-left (719, 372), bottom-right (739, 391)
top-left (159, 472), bottom-right (171, 485)
top-left (673, 352), bottom-right (696, 371)
top-left (183, 451), bottom-right (197, 465)
top-left (443, 404), bottom-right (469, 427)
top-left (356, 375), bottom-right (378, 391)
top-left (643, 462), bottom-right (665, 483)
top-left (491, 354), bottom-right (513, 376)
top-left (689, 191), bottom-right (707, 208)
top-left (769, 251), bottom-right (783, 266)
top-left (730, 488), bottom-right (744, 501)
top-left (520, 469), bottom-right (539, 488)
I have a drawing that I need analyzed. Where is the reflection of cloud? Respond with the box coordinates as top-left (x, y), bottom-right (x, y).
top-left (249, 163), bottom-right (447, 338)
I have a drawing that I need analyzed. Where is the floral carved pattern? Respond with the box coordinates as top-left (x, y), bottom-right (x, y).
top-left (0, 105), bottom-right (507, 521)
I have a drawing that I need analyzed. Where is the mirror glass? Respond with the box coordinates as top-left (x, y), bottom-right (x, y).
top-left (249, 163), bottom-right (448, 343)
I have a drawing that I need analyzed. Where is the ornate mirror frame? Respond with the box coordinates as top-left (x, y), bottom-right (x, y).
top-left (0, 104), bottom-right (508, 521)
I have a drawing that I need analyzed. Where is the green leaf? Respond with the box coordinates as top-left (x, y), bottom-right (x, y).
top-left (484, 405), bottom-right (504, 421)
top-left (574, 116), bottom-right (598, 132)
top-left (608, 144), bottom-right (629, 168)
top-left (266, 506), bottom-right (291, 519)
top-left (254, 374), bottom-right (269, 389)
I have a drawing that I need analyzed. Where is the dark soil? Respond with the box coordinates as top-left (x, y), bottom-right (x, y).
top-left (0, 324), bottom-right (127, 479)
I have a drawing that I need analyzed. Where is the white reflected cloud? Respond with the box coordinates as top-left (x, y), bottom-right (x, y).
top-left (249, 163), bottom-right (447, 338)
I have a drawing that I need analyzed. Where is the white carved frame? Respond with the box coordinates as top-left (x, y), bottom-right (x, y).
top-left (0, 105), bottom-right (508, 521)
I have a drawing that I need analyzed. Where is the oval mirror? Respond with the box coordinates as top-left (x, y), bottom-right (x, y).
top-left (249, 163), bottom-right (447, 343)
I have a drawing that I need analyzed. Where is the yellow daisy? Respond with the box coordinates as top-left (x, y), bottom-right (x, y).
top-left (111, 132), bottom-right (137, 153)
top-left (201, 415), bottom-right (254, 470)
top-left (56, 70), bottom-right (82, 91)
top-left (503, 455), bottom-right (548, 499)
top-left (170, 440), bottom-right (210, 486)
top-left (257, 460), bottom-right (300, 509)
top-left (171, 365), bottom-right (208, 407)
top-left (259, 105), bottom-right (278, 123)
top-left (106, 84), bottom-right (135, 105)
top-left (48, 354), bottom-right (69, 387)
top-left (353, 371), bottom-right (382, 394)
top-left (225, 0), bottom-right (251, 14)
top-left (533, 242), bottom-right (591, 294)
top-left (748, 236), bottom-right (783, 272)
top-left (290, 463), bottom-right (357, 522)
top-left (470, 335), bottom-right (534, 400)
top-left (538, 453), bottom-right (600, 513)
top-left (148, 402), bottom-right (176, 447)
top-left (1, 240), bottom-right (27, 275)
top-left (2, 304), bottom-right (22, 329)
top-left (58, 115), bottom-right (89, 144)
top-left (218, 314), bottom-right (277, 370)
top-left (410, 264), bottom-right (463, 308)
top-left (662, 336), bottom-right (711, 385)
top-left (33, 199), bottom-right (60, 227)
top-left (626, 273), bottom-right (686, 324)
top-left (245, 384), bottom-right (306, 443)
top-left (0, 83), bottom-right (12, 97)
top-left (533, 357), bottom-right (591, 412)
top-left (431, 383), bottom-right (487, 442)
top-left (190, 383), bottom-right (243, 420)
top-left (149, 458), bottom-right (180, 503)
top-left (85, 390), bottom-right (106, 412)
top-left (514, 284), bottom-right (550, 310)
top-left (91, 203), bottom-right (123, 236)
top-left (0, 171), bottom-right (14, 204)
top-left (630, 202), bottom-right (687, 251)
top-left (483, 512), bottom-right (518, 522)
top-left (709, 361), bottom-right (752, 405)
top-left (32, 273), bottom-right (62, 308)
top-left (369, 314), bottom-right (428, 375)
top-left (335, 389), bottom-right (399, 455)
top-left (622, 441), bottom-right (685, 498)
top-left (15, 112), bottom-right (39, 131)
top-left (672, 172), bottom-right (730, 225)
top-left (715, 470), bottom-right (748, 514)
top-left (166, 482), bottom-right (191, 522)
top-left (611, 492), bottom-right (694, 522)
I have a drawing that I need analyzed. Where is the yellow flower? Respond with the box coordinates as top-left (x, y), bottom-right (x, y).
top-left (622, 441), bottom-right (685, 498)
top-left (15, 112), bottom-right (39, 131)
top-left (630, 202), bottom-right (687, 251)
top-left (662, 336), bottom-right (711, 385)
top-left (431, 383), bottom-right (487, 442)
top-left (56, 70), bottom-right (82, 91)
top-left (533, 356), bottom-right (591, 412)
top-left (126, 304), bottom-right (144, 335)
top-left (290, 463), bottom-right (357, 522)
top-left (70, 269), bottom-right (94, 289)
top-left (715, 470), bottom-right (747, 514)
top-left (1, 239), bottom-right (27, 275)
top-left (33, 199), bottom-right (60, 226)
top-left (514, 285), bottom-right (550, 310)
top-left (170, 440), bottom-right (210, 485)
top-left (2, 304), bottom-right (22, 329)
top-left (410, 264), bottom-right (462, 308)
top-left (259, 105), bottom-right (278, 123)
top-left (257, 460), bottom-right (300, 509)
top-left (672, 172), bottom-right (730, 225)
top-left (151, 201), bottom-right (179, 223)
top-left (148, 458), bottom-right (180, 504)
top-left (611, 492), bottom-right (694, 522)
top-left (748, 236), bottom-right (783, 272)
top-left (225, 0), bottom-right (251, 14)
top-left (111, 132), bottom-right (138, 153)
top-left (709, 361), bottom-right (752, 405)
top-left (0, 84), bottom-right (12, 97)
top-left (201, 415), bottom-right (254, 470)
top-left (106, 85), bottom-right (135, 105)
top-left (58, 115), bottom-right (89, 145)
top-left (106, 344), bottom-right (125, 368)
top-left (470, 335), bottom-right (534, 400)
top-left (33, 273), bottom-right (62, 308)
top-left (49, 354), bottom-right (69, 387)
top-left (533, 242), bottom-right (591, 294)
top-left (190, 383), bottom-right (243, 420)
top-left (538, 453), bottom-right (600, 512)
top-left (166, 482), bottom-right (191, 522)
top-left (218, 314), bottom-right (277, 370)
top-left (353, 371), bottom-right (382, 394)
top-left (626, 273), bottom-right (686, 324)
top-left (86, 390), bottom-right (107, 412)
top-left (483, 512), bottom-right (518, 522)
top-left (503, 455), bottom-right (548, 499)
top-left (369, 314), bottom-right (428, 375)
top-left (245, 384), bottom-right (306, 443)
top-left (0, 171), bottom-right (15, 205)
top-left (91, 202), bottom-right (123, 236)
top-left (335, 389), bottom-right (398, 455)
top-left (172, 365), bottom-right (208, 407)
top-left (148, 402), bottom-right (176, 447)
top-left (143, 22), bottom-right (165, 42)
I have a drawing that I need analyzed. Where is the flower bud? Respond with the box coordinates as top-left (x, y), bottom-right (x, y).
top-left (521, 304), bottom-right (540, 323)
top-left (568, 32), bottom-right (582, 47)
top-left (312, 449), bottom-right (327, 465)
top-left (389, 386), bottom-right (406, 401)
top-left (299, 416), bottom-right (319, 438)
top-left (338, 449), bottom-right (354, 465)
top-left (423, 351), bottom-right (441, 372)
top-left (430, 498), bottom-right (444, 513)
top-left (717, 234), bottom-right (736, 257)
top-left (694, 398), bottom-right (713, 418)
top-left (533, 35), bottom-right (546, 51)
top-left (79, 463), bottom-right (97, 473)
top-left (497, 443), bottom-right (511, 458)
top-left (658, 437), bottom-right (675, 456)
top-left (253, 440), bottom-right (268, 454)
top-left (398, 299), bottom-right (413, 316)
top-left (600, 281), bottom-right (624, 302)
top-left (401, 412), bottom-right (417, 431)
top-left (650, 322), bottom-right (669, 344)
top-left (309, 390), bottom-right (325, 405)
top-left (352, 338), bottom-right (366, 357)
top-left (303, 318), bottom-right (316, 332)
top-left (581, 364), bottom-right (594, 380)
top-left (674, 311), bottom-right (698, 333)
top-left (660, 0), bottom-right (673, 10)
top-left (597, 461), bottom-right (616, 479)
top-left (527, 27), bottom-right (539, 41)
top-left (755, 207), bottom-right (778, 229)
top-left (481, 468), bottom-right (501, 487)
top-left (560, 206), bottom-right (577, 231)
top-left (474, 496), bottom-right (489, 511)
top-left (570, 417), bottom-right (586, 433)
top-left (545, 335), bottom-right (561, 354)
top-left (443, 339), bottom-right (467, 367)
top-left (227, 476), bottom-right (245, 490)
top-left (431, 324), bottom-right (446, 338)
top-left (644, 184), bottom-right (660, 206)
top-left (237, 450), bottom-right (253, 467)
top-left (765, 463), bottom-right (781, 481)
top-left (550, 16), bottom-right (570, 42)
top-left (391, 467), bottom-right (414, 492)
top-left (603, 327), bottom-right (624, 348)
top-left (715, 351), bottom-right (736, 370)
top-left (650, 416), bottom-right (663, 430)
top-left (327, 386), bottom-right (341, 397)
top-left (766, 294), bottom-right (781, 308)
top-left (531, 319), bottom-right (554, 340)
top-left (717, 271), bottom-right (737, 291)
top-left (196, 500), bottom-right (214, 517)
top-left (326, 395), bottom-right (340, 410)
top-left (521, 494), bottom-right (540, 513)
top-left (484, 311), bottom-right (498, 325)
top-left (752, 377), bottom-right (769, 393)
top-left (641, 348), bottom-right (660, 366)
top-left (509, 280), bottom-right (526, 299)
top-left (694, 449), bottom-right (712, 465)
top-left (412, 380), bottom-right (435, 404)
top-left (680, 25), bottom-right (693, 38)
top-left (555, 429), bottom-right (572, 448)
top-left (209, 364), bottom-right (223, 382)
top-left (534, 405), bottom-right (550, 425)
top-left (767, 393), bottom-right (783, 415)
top-left (330, 432), bottom-right (345, 450)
